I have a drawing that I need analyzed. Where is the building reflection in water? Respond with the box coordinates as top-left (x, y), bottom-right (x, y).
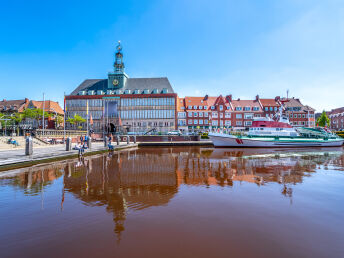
top-left (1, 147), bottom-right (343, 241)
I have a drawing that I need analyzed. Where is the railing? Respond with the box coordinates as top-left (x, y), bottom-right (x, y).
top-left (36, 129), bottom-right (87, 138)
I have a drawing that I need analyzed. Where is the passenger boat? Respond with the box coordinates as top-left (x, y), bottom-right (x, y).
top-left (209, 109), bottom-right (344, 148)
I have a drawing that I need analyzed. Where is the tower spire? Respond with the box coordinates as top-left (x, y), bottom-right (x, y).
top-left (114, 40), bottom-right (124, 73)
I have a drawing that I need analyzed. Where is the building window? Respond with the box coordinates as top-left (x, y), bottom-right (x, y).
top-left (199, 112), bottom-right (203, 117)
top-left (188, 112), bottom-right (193, 117)
top-left (204, 120), bottom-right (208, 124)
top-left (236, 121), bottom-right (242, 126)
top-left (212, 120), bottom-right (218, 126)
top-left (235, 107), bottom-right (242, 111)
top-left (225, 120), bottom-right (231, 126)
top-left (211, 106), bottom-right (215, 110)
top-left (220, 113), bottom-right (223, 118)
top-left (199, 119), bottom-right (203, 125)
top-left (225, 112), bottom-right (231, 118)
top-left (227, 106), bottom-right (230, 110)
top-left (244, 121), bottom-right (252, 126)
top-left (219, 105), bottom-right (223, 111)
top-left (270, 107), bottom-right (273, 111)
top-left (244, 107), bottom-right (251, 111)
top-left (188, 106), bottom-right (192, 109)
top-left (199, 106), bottom-right (202, 109)
top-left (194, 120), bottom-right (198, 125)
top-left (244, 113), bottom-right (253, 119)
top-left (194, 105), bottom-right (197, 109)
top-left (204, 112), bottom-right (209, 117)
top-left (294, 114), bottom-right (297, 118)
top-left (253, 107), bottom-right (259, 111)
top-left (265, 107), bottom-right (268, 111)
top-left (236, 114), bottom-right (242, 119)
top-left (298, 114), bottom-right (301, 118)
top-left (194, 112), bottom-right (198, 117)
top-left (188, 120), bottom-right (192, 125)
top-left (212, 112), bottom-right (218, 118)
top-left (204, 106), bottom-right (208, 109)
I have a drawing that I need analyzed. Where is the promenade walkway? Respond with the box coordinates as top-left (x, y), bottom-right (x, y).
top-left (0, 142), bottom-right (138, 170)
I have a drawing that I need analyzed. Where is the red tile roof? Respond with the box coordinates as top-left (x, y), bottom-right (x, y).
top-left (30, 100), bottom-right (64, 115)
top-left (259, 98), bottom-right (281, 107)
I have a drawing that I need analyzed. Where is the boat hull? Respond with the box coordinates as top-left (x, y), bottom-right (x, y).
top-left (209, 133), bottom-right (344, 148)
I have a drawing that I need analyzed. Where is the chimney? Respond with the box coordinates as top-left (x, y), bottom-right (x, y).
top-left (255, 95), bottom-right (259, 101)
top-left (237, 98), bottom-right (240, 101)
top-left (25, 98), bottom-right (29, 104)
top-left (204, 94), bottom-right (208, 100)
top-left (275, 96), bottom-right (280, 102)
top-left (226, 94), bottom-right (232, 102)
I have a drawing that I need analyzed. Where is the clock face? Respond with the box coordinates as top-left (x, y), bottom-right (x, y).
top-left (112, 79), bottom-right (119, 86)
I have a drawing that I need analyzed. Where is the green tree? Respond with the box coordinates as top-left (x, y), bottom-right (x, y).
top-left (316, 111), bottom-right (330, 127)
top-left (67, 114), bottom-right (86, 129)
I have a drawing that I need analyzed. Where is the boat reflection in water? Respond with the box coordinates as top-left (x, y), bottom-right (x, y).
top-left (1, 147), bottom-right (343, 257)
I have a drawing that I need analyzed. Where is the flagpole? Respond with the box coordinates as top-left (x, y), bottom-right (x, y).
top-left (63, 92), bottom-right (66, 143)
top-left (42, 93), bottom-right (45, 136)
top-left (86, 99), bottom-right (89, 136)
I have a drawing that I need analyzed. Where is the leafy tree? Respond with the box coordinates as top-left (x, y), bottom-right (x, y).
top-left (55, 115), bottom-right (64, 128)
top-left (316, 111), bottom-right (330, 127)
top-left (67, 114), bottom-right (86, 129)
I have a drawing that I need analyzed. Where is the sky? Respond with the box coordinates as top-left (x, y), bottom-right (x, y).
top-left (0, 0), bottom-right (343, 111)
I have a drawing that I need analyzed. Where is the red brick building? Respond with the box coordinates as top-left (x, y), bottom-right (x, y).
top-left (328, 107), bottom-right (344, 130)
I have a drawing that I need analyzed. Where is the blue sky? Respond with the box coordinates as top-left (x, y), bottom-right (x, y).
top-left (1, 0), bottom-right (343, 111)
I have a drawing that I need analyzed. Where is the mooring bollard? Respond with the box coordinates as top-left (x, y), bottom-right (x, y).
top-left (104, 136), bottom-right (108, 147)
top-left (25, 137), bottom-right (33, 155)
top-left (116, 135), bottom-right (120, 145)
top-left (87, 137), bottom-right (92, 149)
top-left (66, 137), bottom-right (72, 151)
top-left (133, 135), bottom-right (137, 143)
top-left (127, 135), bottom-right (130, 144)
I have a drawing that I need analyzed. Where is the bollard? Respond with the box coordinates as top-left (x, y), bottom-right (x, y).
top-left (126, 135), bottom-right (130, 144)
top-left (133, 135), bottom-right (136, 144)
top-left (25, 137), bottom-right (33, 155)
top-left (104, 136), bottom-right (108, 147)
top-left (66, 137), bottom-right (72, 151)
top-left (87, 137), bottom-right (92, 149)
top-left (116, 135), bottom-right (120, 145)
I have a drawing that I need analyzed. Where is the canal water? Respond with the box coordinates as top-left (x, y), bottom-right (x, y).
top-left (1, 147), bottom-right (344, 258)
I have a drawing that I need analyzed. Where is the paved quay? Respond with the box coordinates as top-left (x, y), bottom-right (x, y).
top-left (0, 142), bottom-right (138, 171)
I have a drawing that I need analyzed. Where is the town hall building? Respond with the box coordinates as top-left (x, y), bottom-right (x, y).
top-left (65, 41), bottom-right (177, 133)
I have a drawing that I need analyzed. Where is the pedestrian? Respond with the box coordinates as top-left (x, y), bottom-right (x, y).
top-left (80, 135), bottom-right (84, 145)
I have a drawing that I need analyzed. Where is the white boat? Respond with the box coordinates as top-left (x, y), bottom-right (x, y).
top-left (209, 108), bottom-right (344, 148)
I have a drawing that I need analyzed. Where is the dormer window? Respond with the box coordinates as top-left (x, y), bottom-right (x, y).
top-left (253, 107), bottom-right (259, 111)
top-left (194, 105), bottom-right (197, 109)
top-left (162, 88), bottom-right (168, 94)
top-left (235, 107), bottom-right (242, 111)
top-left (244, 106), bottom-right (250, 111)
top-left (219, 105), bottom-right (223, 111)
top-left (134, 89), bottom-right (140, 94)
top-left (124, 89), bottom-right (131, 94)
top-left (227, 106), bottom-right (230, 110)
top-left (211, 106), bottom-right (215, 110)
top-left (188, 105), bottom-right (192, 109)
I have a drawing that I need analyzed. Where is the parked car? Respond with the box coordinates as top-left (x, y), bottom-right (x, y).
top-left (168, 130), bottom-right (181, 136)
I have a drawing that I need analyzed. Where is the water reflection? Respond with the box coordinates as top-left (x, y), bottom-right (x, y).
top-left (1, 147), bottom-right (343, 242)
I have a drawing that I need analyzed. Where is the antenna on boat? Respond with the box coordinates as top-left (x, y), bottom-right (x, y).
top-left (287, 89), bottom-right (289, 99)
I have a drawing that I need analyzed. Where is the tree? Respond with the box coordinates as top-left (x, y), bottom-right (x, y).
top-left (316, 111), bottom-right (330, 127)
top-left (67, 114), bottom-right (86, 130)
top-left (55, 115), bottom-right (64, 129)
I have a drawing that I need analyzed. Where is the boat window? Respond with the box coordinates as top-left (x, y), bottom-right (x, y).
top-left (260, 128), bottom-right (263, 130)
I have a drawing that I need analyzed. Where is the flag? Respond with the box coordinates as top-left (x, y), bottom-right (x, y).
top-left (86, 100), bottom-right (89, 115)
top-left (64, 96), bottom-right (67, 112)
top-left (90, 114), bottom-right (93, 125)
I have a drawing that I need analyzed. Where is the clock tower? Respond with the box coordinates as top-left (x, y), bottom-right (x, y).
top-left (108, 40), bottom-right (129, 89)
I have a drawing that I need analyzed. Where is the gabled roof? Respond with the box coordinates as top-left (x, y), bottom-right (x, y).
top-left (0, 99), bottom-right (29, 112)
top-left (70, 77), bottom-right (174, 95)
top-left (177, 97), bottom-right (185, 112)
top-left (231, 99), bottom-right (262, 110)
top-left (70, 79), bottom-right (107, 95)
top-left (259, 98), bottom-right (281, 107)
top-left (30, 100), bottom-right (64, 115)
